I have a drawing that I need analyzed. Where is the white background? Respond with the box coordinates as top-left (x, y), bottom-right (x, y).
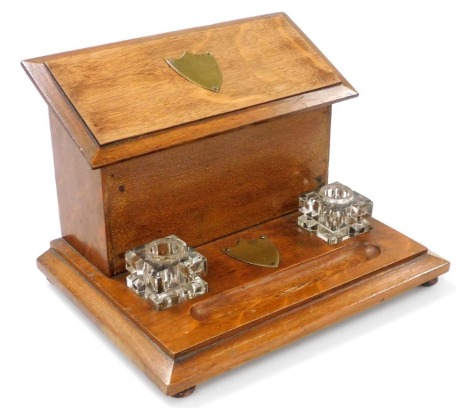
top-left (1, 1), bottom-right (469, 412)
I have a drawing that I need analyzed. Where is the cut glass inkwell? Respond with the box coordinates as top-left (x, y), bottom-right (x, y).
top-left (125, 235), bottom-right (208, 311)
top-left (298, 182), bottom-right (373, 244)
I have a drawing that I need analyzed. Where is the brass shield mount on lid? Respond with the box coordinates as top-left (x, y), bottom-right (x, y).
top-left (223, 236), bottom-right (280, 268)
top-left (165, 51), bottom-right (222, 92)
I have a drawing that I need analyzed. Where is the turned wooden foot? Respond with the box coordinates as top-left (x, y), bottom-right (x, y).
top-left (172, 386), bottom-right (196, 398)
top-left (421, 278), bottom-right (438, 287)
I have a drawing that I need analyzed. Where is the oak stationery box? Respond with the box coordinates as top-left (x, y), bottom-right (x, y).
top-left (23, 13), bottom-right (449, 397)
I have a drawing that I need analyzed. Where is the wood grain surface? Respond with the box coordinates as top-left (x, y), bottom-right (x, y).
top-left (44, 13), bottom-right (340, 145)
top-left (22, 13), bottom-right (357, 168)
top-left (49, 110), bottom-right (111, 274)
top-left (106, 107), bottom-right (331, 274)
top-left (44, 214), bottom-right (438, 356)
top-left (46, 105), bottom-right (332, 277)
top-left (21, 61), bottom-right (100, 166)
top-left (37, 214), bottom-right (449, 395)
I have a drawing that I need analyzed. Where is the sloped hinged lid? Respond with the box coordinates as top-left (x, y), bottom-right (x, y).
top-left (22, 13), bottom-right (357, 168)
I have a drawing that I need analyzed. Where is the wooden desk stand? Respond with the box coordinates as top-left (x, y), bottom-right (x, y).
top-left (24, 13), bottom-right (450, 397)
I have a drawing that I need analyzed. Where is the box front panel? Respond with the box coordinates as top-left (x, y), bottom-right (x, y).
top-left (106, 107), bottom-right (331, 275)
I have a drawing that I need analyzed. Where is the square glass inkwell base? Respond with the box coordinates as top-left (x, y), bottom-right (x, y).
top-left (298, 182), bottom-right (373, 244)
top-left (125, 235), bottom-right (208, 311)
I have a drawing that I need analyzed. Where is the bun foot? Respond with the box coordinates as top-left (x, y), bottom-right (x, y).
top-left (172, 386), bottom-right (196, 398)
top-left (421, 278), bottom-right (438, 287)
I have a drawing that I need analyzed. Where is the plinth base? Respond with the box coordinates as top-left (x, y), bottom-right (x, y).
top-left (37, 213), bottom-right (449, 396)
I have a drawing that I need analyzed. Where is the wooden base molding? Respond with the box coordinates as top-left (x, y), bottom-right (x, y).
top-left (37, 214), bottom-right (449, 396)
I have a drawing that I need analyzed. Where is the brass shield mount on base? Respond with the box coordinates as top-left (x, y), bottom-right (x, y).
top-left (223, 236), bottom-right (280, 268)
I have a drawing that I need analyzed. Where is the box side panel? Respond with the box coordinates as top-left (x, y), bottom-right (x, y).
top-left (49, 110), bottom-right (111, 275)
top-left (107, 107), bottom-right (331, 274)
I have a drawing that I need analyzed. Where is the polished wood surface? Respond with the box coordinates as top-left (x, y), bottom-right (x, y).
top-left (22, 14), bottom-right (354, 276)
top-left (21, 60), bottom-right (100, 166)
top-left (44, 14), bottom-right (340, 145)
top-left (106, 108), bottom-right (330, 274)
top-left (49, 110), bottom-right (111, 274)
top-left (22, 13), bottom-right (357, 168)
top-left (62, 215), bottom-right (430, 356)
top-left (45, 105), bottom-right (332, 277)
top-left (37, 215), bottom-right (450, 395)
top-left (92, 83), bottom-right (353, 168)
top-left (190, 241), bottom-right (381, 324)
top-left (37, 245), bottom-right (173, 393)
